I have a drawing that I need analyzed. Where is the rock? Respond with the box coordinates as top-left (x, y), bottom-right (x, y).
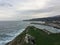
top-left (25, 34), bottom-right (35, 45)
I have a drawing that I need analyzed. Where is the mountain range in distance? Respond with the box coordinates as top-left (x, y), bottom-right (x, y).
top-left (24, 15), bottom-right (60, 22)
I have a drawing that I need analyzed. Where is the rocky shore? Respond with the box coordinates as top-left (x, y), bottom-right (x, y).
top-left (6, 26), bottom-right (60, 45)
top-left (31, 22), bottom-right (60, 29)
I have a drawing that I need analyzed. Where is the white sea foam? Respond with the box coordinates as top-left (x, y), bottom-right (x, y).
top-left (0, 29), bottom-right (25, 45)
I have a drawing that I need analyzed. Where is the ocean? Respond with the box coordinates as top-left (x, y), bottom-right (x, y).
top-left (0, 21), bottom-right (60, 45)
top-left (0, 21), bottom-right (30, 45)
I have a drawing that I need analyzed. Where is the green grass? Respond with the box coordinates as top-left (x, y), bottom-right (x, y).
top-left (7, 26), bottom-right (60, 45)
top-left (26, 26), bottom-right (60, 45)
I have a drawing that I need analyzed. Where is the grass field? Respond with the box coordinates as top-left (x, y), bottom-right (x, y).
top-left (7, 26), bottom-right (60, 45)
top-left (25, 26), bottom-right (60, 45)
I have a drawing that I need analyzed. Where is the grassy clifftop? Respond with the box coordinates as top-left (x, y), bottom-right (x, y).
top-left (6, 26), bottom-right (60, 45)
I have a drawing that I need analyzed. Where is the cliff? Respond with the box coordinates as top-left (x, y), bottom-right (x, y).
top-left (6, 26), bottom-right (60, 45)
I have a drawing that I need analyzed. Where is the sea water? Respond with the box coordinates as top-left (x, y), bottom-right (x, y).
top-left (0, 21), bottom-right (30, 45)
top-left (0, 21), bottom-right (60, 45)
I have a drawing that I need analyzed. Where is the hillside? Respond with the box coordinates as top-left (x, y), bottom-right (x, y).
top-left (24, 15), bottom-right (60, 21)
top-left (6, 26), bottom-right (60, 45)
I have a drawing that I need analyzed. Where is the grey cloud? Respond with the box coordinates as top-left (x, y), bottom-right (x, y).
top-left (48, 0), bottom-right (60, 16)
top-left (17, 7), bottom-right (53, 15)
top-left (0, 3), bottom-right (13, 7)
top-left (0, 0), bottom-right (13, 7)
top-left (18, 0), bottom-right (60, 16)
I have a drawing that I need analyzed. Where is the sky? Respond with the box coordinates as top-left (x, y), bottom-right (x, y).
top-left (0, 0), bottom-right (60, 20)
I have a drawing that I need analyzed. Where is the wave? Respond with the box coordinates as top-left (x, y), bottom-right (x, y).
top-left (0, 29), bottom-right (25, 45)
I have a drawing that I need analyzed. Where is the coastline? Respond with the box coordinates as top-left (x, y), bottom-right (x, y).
top-left (6, 28), bottom-right (26, 45)
top-left (31, 23), bottom-right (60, 29)
top-left (5, 29), bottom-right (25, 45)
top-left (6, 26), bottom-right (60, 45)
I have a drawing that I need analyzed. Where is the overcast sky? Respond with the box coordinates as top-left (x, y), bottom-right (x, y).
top-left (0, 0), bottom-right (60, 20)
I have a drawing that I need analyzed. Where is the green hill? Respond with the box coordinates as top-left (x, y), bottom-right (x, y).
top-left (6, 26), bottom-right (60, 45)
